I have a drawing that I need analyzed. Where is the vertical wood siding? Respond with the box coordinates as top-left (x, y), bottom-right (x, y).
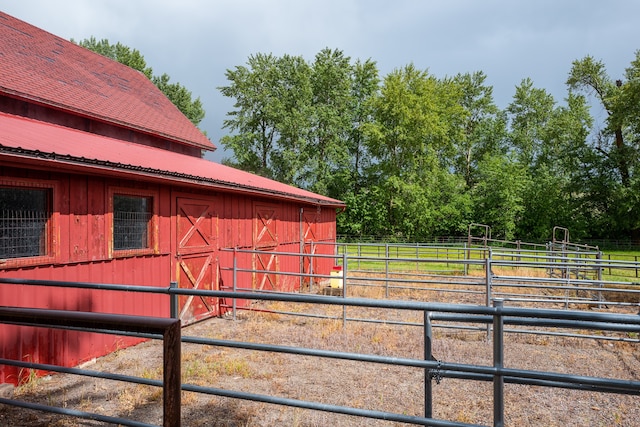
top-left (0, 167), bottom-right (338, 384)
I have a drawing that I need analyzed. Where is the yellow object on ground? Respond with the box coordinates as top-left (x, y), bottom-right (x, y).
top-left (330, 266), bottom-right (343, 288)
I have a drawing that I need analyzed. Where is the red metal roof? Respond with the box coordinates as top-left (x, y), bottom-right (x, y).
top-left (0, 112), bottom-right (344, 207)
top-left (0, 11), bottom-right (214, 151)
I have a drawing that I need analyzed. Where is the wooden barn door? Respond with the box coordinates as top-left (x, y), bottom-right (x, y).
top-left (175, 197), bottom-right (219, 325)
top-left (302, 208), bottom-right (319, 286)
top-left (254, 204), bottom-right (279, 290)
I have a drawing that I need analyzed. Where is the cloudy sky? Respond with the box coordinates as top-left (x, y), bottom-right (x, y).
top-left (3, 1), bottom-right (640, 162)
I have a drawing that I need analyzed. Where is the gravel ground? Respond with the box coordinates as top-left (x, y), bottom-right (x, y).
top-left (0, 300), bottom-right (639, 426)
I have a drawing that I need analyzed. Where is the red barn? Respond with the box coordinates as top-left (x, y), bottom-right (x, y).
top-left (0, 12), bottom-right (344, 385)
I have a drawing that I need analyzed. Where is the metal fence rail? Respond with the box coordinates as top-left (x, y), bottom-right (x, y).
top-left (317, 242), bottom-right (640, 311)
top-left (1, 277), bottom-right (640, 426)
top-left (0, 306), bottom-right (181, 427)
top-left (2, 243), bottom-right (640, 426)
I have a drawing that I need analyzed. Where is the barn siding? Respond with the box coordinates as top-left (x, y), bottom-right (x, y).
top-left (1, 166), bottom-right (338, 384)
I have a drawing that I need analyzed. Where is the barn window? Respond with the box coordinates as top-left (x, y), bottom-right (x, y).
top-left (113, 194), bottom-right (153, 251)
top-left (0, 187), bottom-right (51, 259)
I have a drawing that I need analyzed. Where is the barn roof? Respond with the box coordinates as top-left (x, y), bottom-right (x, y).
top-left (0, 112), bottom-right (345, 207)
top-left (0, 11), bottom-right (214, 151)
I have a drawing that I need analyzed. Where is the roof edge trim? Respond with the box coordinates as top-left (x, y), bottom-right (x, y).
top-left (0, 146), bottom-right (345, 208)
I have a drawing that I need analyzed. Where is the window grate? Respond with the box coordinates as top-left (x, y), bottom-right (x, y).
top-left (113, 210), bottom-right (152, 250)
top-left (0, 209), bottom-right (48, 258)
top-left (112, 194), bottom-right (153, 252)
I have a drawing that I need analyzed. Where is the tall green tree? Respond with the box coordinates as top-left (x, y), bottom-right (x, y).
top-left (472, 154), bottom-right (529, 240)
top-left (76, 37), bottom-right (205, 126)
top-left (502, 79), bottom-right (593, 240)
top-left (343, 58), bottom-right (380, 194)
top-left (219, 53), bottom-right (284, 177)
top-left (506, 78), bottom-right (556, 169)
top-left (567, 53), bottom-right (640, 237)
top-left (325, 59), bottom-right (381, 238)
top-left (363, 64), bottom-right (469, 238)
top-left (269, 54), bottom-right (313, 185)
top-left (219, 49), bottom-right (374, 196)
top-left (567, 55), bottom-right (634, 186)
top-left (304, 48), bottom-right (353, 195)
top-left (452, 71), bottom-right (507, 187)
top-left (529, 93), bottom-right (593, 239)
top-left (366, 64), bottom-right (463, 176)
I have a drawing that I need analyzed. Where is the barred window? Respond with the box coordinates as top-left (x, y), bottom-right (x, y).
top-left (113, 194), bottom-right (152, 251)
top-left (0, 187), bottom-right (50, 259)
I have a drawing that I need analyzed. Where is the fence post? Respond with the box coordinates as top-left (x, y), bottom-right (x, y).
top-left (163, 319), bottom-right (181, 427)
top-left (310, 241), bottom-right (315, 293)
top-left (424, 310), bottom-right (433, 419)
top-left (493, 299), bottom-right (505, 427)
top-left (385, 243), bottom-right (390, 298)
top-left (486, 248), bottom-right (493, 341)
top-left (597, 251), bottom-right (604, 309)
top-left (464, 242), bottom-right (469, 276)
top-left (169, 281), bottom-right (178, 320)
top-left (342, 252), bottom-right (348, 329)
top-left (232, 247), bottom-right (238, 321)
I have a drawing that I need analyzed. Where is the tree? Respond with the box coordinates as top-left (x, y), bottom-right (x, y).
top-left (219, 53), bottom-right (284, 178)
top-left (567, 55), bottom-right (633, 186)
top-left (566, 53), bottom-right (640, 237)
top-left (304, 48), bottom-right (353, 195)
top-left (153, 74), bottom-right (205, 127)
top-left (366, 64), bottom-right (463, 176)
top-left (341, 58), bottom-right (380, 194)
top-left (452, 71), bottom-right (507, 187)
top-left (217, 47), bottom-right (640, 241)
top-left (76, 37), bottom-right (205, 126)
top-left (501, 79), bottom-right (595, 241)
top-left (472, 154), bottom-right (529, 240)
top-left (362, 64), bottom-right (468, 238)
top-left (506, 78), bottom-right (556, 169)
top-left (268, 54), bottom-right (313, 185)
top-left (219, 49), bottom-right (374, 196)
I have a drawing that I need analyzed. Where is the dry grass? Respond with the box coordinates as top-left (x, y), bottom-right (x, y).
top-left (1, 284), bottom-right (639, 426)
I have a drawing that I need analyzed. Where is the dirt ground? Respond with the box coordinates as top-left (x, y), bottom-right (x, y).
top-left (0, 300), bottom-right (639, 426)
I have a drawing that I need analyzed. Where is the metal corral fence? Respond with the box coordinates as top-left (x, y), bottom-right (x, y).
top-left (325, 242), bottom-right (640, 313)
top-left (1, 244), bottom-right (640, 426)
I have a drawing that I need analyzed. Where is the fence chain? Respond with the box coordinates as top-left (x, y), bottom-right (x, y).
top-left (429, 357), bottom-right (443, 385)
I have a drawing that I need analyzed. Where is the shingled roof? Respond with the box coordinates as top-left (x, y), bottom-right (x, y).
top-left (0, 11), bottom-right (214, 151)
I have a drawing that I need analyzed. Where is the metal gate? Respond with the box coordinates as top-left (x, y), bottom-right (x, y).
top-left (175, 197), bottom-right (219, 325)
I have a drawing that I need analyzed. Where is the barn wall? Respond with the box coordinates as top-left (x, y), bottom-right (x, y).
top-left (0, 167), bottom-right (173, 384)
top-left (0, 257), bottom-right (170, 384)
top-left (1, 165), bottom-right (339, 384)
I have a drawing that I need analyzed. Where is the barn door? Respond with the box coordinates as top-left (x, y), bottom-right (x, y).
top-left (302, 208), bottom-right (319, 285)
top-left (176, 197), bottom-right (218, 325)
top-left (254, 204), bottom-right (278, 290)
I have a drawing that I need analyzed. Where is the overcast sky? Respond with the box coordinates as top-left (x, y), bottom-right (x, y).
top-left (3, 1), bottom-right (640, 162)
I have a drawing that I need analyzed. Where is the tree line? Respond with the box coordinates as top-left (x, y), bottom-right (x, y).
top-left (79, 37), bottom-right (640, 243)
top-left (219, 48), bottom-right (640, 242)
